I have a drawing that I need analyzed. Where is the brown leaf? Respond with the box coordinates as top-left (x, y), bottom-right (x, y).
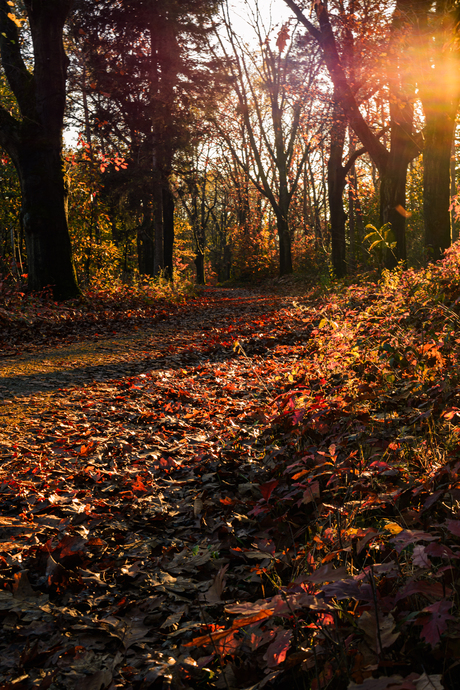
top-left (12, 571), bottom-right (36, 599)
top-left (306, 564), bottom-right (348, 583)
top-left (204, 564), bottom-right (228, 604)
top-left (73, 669), bottom-right (112, 690)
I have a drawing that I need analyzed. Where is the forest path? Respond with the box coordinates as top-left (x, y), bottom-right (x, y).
top-left (0, 287), bottom-right (297, 399)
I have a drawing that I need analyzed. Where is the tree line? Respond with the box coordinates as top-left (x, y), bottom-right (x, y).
top-left (0, 0), bottom-right (458, 299)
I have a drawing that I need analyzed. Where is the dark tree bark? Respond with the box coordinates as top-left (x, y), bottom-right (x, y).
top-left (163, 185), bottom-right (175, 280)
top-left (194, 249), bottom-right (205, 285)
top-left (423, 111), bottom-right (456, 260)
top-left (276, 210), bottom-right (293, 275)
top-left (0, 0), bottom-right (79, 299)
top-left (137, 208), bottom-right (154, 276)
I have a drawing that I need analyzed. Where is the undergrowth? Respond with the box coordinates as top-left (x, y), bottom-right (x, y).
top-left (183, 243), bottom-right (460, 689)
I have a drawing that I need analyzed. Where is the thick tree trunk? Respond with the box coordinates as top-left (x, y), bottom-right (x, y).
top-left (0, 0), bottom-right (79, 299)
top-left (380, 168), bottom-right (407, 269)
top-left (17, 145), bottom-right (78, 298)
top-left (163, 185), bottom-right (174, 281)
top-left (423, 111), bottom-right (456, 261)
top-left (379, 117), bottom-right (417, 268)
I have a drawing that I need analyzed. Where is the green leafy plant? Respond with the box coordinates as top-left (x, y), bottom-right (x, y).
top-left (364, 222), bottom-right (397, 266)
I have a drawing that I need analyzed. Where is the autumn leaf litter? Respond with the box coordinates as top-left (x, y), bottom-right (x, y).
top-left (2, 251), bottom-right (460, 688)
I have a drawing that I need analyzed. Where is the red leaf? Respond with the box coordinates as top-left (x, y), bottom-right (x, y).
top-left (446, 519), bottom-right (460, 537)
top-left (420, 600), bottom-right (455, 646)
top-left (396, 580), bottom-right (450, 602)
top-left (131, 476), bottom-right (147, 492)
top-left (390, 530), bottom-right (438, 553)
top-left (260, 480), bottom-right (279, 502)
top-left (263, 629), bottom-right (292, 667)
top-left (306, 564), bottom-right (349, 583)
top-left (214, 630), bottom-right (240, 657)
top-left (276, 24), bottom-right (290, 53)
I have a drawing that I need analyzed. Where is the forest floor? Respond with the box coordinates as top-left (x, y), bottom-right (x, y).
top-left (2, 257), bottom-right (460, 690)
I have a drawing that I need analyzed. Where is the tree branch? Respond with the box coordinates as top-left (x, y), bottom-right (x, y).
top-left (0, 0), bottom-right (35, 121)
top-left (283, 0), bottom-right (390, 171)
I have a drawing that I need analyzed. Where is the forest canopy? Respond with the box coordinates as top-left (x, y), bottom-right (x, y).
top-left (0, 0), bottom-right (459, 293)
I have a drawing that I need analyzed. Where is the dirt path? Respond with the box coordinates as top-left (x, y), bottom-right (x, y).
top-left (0, 288), bottom-right (284, 398)
top-left (0, 288), bottom-right (317, 690)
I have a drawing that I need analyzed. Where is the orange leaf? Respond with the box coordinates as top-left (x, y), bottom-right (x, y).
top-left (183, 627), bottom-right (232, 647)
top-left (232, 609), bottom-right (273, 628)
top-left (7, 12), bottom-right (23, 27)
top-left (183, 609), bottom-right (273, 648)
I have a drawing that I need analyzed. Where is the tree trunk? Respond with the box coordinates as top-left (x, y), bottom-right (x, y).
top-left (380, 168), bottom-right (407, 269)
top-left (379, 116), bottom-right (417, 268)
top-left (276, 210), bottom-right (293, 276)
top-left (0, 0), bottom-right (79, 299)
top-left (423, 111), bottom-right (456, 261)
top-left (153, 174), bottom-right (164, 276)
top-left (163, 185), bottom-right (174, 281)
top-left (328, 105), bottom-right (347, 278)
top-left (17, 144), bottom-right (78, 299)
top-left (451, 137), bottom-right (457, 243)
top-left (137, 209), bottom-right (154, 276)
top-left (195, 249), bottom-right (205, 284)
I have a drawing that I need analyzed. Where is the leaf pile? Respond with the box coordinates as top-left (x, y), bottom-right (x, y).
top-left (3, 247), bottom-right (460, 689)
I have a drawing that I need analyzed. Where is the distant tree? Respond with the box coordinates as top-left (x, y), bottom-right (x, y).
top-left (0, 0), bottom-right (79, 299)
top-left (214, 2), bottom-right (323, 276)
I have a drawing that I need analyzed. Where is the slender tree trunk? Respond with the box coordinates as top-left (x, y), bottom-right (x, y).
top-left (137, 208), bottom-right (154, 276)
top-left (423, 110), bottom-right (456, 261)
top-left (163, 185), bottom-right (174, 281)
top-left (451, 136), bottom-right (457, 243)
top-left (152, 166), bottom-right (164, 277)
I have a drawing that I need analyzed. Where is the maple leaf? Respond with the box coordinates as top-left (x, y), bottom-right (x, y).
top-left (260, 479), bottom-right (278, 501)
top-left (412, 545), bottom-right (431, 569)
top-left (445, 519), bottom-right (460, 537)
top-left (420, 600), bottom-right (455, 647)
